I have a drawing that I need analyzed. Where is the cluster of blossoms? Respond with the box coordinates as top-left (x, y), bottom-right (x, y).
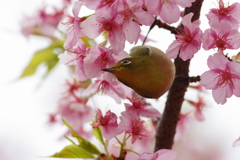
top-left (20, 0), bottom-right (240, 159)
top-left (166, 0), bottom-right (240, 105)
top-left (50, 0), bottom-right (198, 159)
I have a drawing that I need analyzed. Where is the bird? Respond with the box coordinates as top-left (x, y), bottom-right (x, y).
top-left (102, 45), bottom-right (175, 99)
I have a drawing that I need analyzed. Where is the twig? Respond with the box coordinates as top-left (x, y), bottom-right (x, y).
top-left (155, 19), bottom-right (177, 35)
top-left (189, 76), bottom-right (201, 83)
top-left (142, 17), bottom-right (157, 45)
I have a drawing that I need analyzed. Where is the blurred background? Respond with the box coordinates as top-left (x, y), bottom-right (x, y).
top-left (1, 0), bottom-right (240, 160)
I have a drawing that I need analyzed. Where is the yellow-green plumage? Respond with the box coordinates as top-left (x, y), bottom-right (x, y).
top-left (102, 46), bottom-right (175, 99)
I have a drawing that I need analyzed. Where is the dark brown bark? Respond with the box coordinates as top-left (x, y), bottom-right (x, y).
top-left (154, 0), bottom-right (204, 151)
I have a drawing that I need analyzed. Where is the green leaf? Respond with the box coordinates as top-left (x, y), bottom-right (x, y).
top-left (20, 40), bottom-right (64, 78)
top-left (79, 36), bottom-right (96, 48)
top-left (93, 126), bottom-right (105, 145)
top-left (72, 131), bottom-right (101, 155)
top-left (62, 119), bottom-right (101, 155)
top-left (62, 119), bottom-right (73, 129)
top-left (51, 144), bottom-right (94, 158)
top-left (64, 136), bottom-right (76, 145)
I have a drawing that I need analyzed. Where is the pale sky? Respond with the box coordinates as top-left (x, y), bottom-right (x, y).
top-left (1, 0), bottom-right (240, 160)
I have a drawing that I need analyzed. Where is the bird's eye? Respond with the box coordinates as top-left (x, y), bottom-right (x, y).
top-left (121, 60), bottom-right (131, 65)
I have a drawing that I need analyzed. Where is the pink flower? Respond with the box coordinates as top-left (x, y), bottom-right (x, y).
top-left (145, 0), bottom-right (195, 24)
top-left (93, 109), bottom-right (121, 140)
top-left (187, 96), bottom-right (206, 121)
top-left (83, 45), bottom-right (120, 79)
top-left (137, 149), bottom-right (177, 160)
top-left (114, 0), bottom-right (154, 44)
top-left (21, 5), bottom-right (64, 37)
top-left (174, 113), bottom-right (191, 142)
top-left (58, 40), bottom-right (89, 81)
top-left (202, 21), bottom-right (240, 54)
top-left (166, 13), bottom-right (202, 60)
top-left (200, 53), bottom-right (240, 104)
top-left (82, 77), bottom-right (129, 104)
top-left (47, 113), bottom-right (58, 126)
top-left (64, 1), bottom-right (85, 50)
top-left (125, 96), bottom-right (161, 120)
top-left (206, 0), bottom-right (240, 30)
top-left (80, 14), bottom-right (125, 52)
top-left (58, 97), bottom-right (94, 132)
top-left (119, 111), bottom-right (148, 143)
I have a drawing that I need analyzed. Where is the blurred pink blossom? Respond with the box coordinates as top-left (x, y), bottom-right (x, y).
top-left (59, 40), bottom-right (89, 81)
top-left (187, 96), bottom-right (206, 121)
top-left (64, 1), bottom-right (85, 50)
top-left (21, 5), bottom-right (64, 37)
top-left (58, 97), bottom-right (94, 134)
top-left (200, 53), bottom-right (240, 104)
top-left (174, 112), bottom-right (191, 142)
top-left (233, 136), bottom-right (240, 147)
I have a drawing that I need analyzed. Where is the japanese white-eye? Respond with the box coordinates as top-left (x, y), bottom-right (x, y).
top-left (102, 46), bottom-right (175, 99)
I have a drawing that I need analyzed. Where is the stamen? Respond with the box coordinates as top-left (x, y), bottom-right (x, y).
top-left (214, 70), bottom-right (235, 88)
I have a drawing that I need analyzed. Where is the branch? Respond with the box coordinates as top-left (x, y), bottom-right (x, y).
top-left (155, 19), bottom-right (177, 35)
top-left (154, 0), bottom-right (204, 151)
top-left (189, 76), bottom-right (201, 83)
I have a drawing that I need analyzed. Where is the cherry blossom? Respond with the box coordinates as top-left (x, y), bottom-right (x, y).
top-left (202, 21), bottom-right (240, 54)
top-left (119, 111), bottom-right (148, 143)
top-left (21, 5), bottom-right (64, 37)
top-left (144, 0), bottom-right (195, 24)
top-left (80, 14), bottom-right (125, 52)
top-left (64, 1), bottom-right (85, 50)
top-left (114, 0), bottom-right (154, 44)
top-left (200, 53), bottom-right (240, 104)
top-left (187, 96), bottom-right (206, 121)
top-left (83, 45), bottom-right (117, 78)
top-left (93, 109), bottom-right (121, 140)
top-left (58, 97), bottom-right (94, 132)
top-left (82, 77), bottom-right (130, 103)
top-left (125, 96), bottom-right (161, 120)
top-left (174, 113), bottom-right (191, 142)
top-left (206, 0), bottom-right (240, 30)
top-left (166, 13), bottom-right (202, 60)
top-left (58, 40), bottom-right (89, 81)
top-left (137, 149), bottom-right (177, 160)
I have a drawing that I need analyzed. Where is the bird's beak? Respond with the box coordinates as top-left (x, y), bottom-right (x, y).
top-left (102, 67), bottom-right (118, 72)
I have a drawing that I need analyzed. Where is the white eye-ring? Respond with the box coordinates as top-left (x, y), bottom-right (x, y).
top-left (121, 60), bottom-right (131, 65)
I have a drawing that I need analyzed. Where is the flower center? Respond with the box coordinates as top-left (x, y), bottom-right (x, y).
top-left (215, 70), bottom-right (235, 88)
top-left (95, 52), bottom-right (109, 69)
top-left (131, 120), bottom-right (145, 135)
top-left (214, 34), bottom-right (230, 50)
top-left (99, 0), bottom-right (115, 9)
top-left (100, 117), bottom-right (109, 126)
top-left (176, 27), bottom-right (193, 43)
